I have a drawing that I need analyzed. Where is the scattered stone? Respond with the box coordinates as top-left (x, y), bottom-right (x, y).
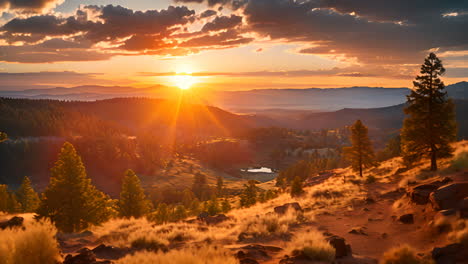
top-left (368, 217), bottom-right (384, 222)
top-left (432, 243), bottom-right (468, 264)
top-left (203, 214), bottom-right (229, 225)
top-left (326, 235), bottom-right (351, 258)
top-left (235, 245), bottom-right (281, 264)
top-left (0, 216), bottom-right (23, 230)
top-left (63, 248), bottom-right (96, 264)
top-left (348, 227), bottom-right (367, 235)
top-left (398, 214), bottom-right (414, 224)
top-left (408, 177), bottom-right (452, 205)
top-left (430, 182), bottom-right (468, 211)
top-left (409, 184), bottom-right (439, 204)
top-left (274, 203), bottom-right (303, 215)
top-left (363, 207), bottom-right (370, 212)
top-left (197, 211), bottom-right (209, 220)
top-left (364, 197), bottom-right (376, 204)
top-left (92, 244), bottom-right (129, 260)
top-left (381, 233), bottom-right (388, 239)
top-left (239, 258), bottom-right (259, 264)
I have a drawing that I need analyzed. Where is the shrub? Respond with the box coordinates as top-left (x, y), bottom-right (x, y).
top-left (131, 237), bottom-right (168, 252)
top-left (380, 245), bottom-right (433, 264)
top-left (0, 219), bottom-right (61, 264)
top-left (448, 220), bottom-right (468, 246)
top-left (365, 175), bottom-right (377, 184)
top-left (115, 245), bottom-right (238, 264)
top-left (286, 230), bottom-right (335, 262)
top-left (450, 151), bottom-right (468, 171)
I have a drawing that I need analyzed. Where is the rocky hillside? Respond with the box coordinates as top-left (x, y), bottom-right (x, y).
top-left (1, 141), bottom-right (467, 264)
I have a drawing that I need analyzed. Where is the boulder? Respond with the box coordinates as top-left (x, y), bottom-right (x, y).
top-left (197, 211), bottom-right (209, 220)
top-left (408, 177), bottom-right (452, 205)
top-left (398, 214), bottom-right (414, 224)
top-left (326, 235), bottom-right (351, 258)
top-left (348, 227), bottom-right (367, 235)
top-left (274, 203), bottom-right (303, 215)
top-left (0, 216), bottom-right (24, 230)
top-left (92, 244), bottom-right (129, 260)
top-left (409, 184), bottom-right (439, 204)
top-left (203, 214), bottom-right (229, 225)
top-left (235, 244), bottom-right (281, 264)
top-left (63, 248), bottom-right (96, 264)
top-left (432, 243), bottom-right (468, 264)
top-left (430, 182), bottom-right (468, 211)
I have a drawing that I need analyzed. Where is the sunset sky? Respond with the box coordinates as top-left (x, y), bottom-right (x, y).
top-left (1, 0), bottom-right (467, 91)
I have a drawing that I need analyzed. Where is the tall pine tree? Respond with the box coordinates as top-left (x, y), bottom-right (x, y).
top-left (401, 53), bottom-right (457, 171)
top-left (16, 176), bottom-right (40, 212)
top-left (117, 169), bottom-right (151, 218)
top-left (343, 120), bottom-right (377, 177)
top-left (37, 142), bottom-right (111, 232)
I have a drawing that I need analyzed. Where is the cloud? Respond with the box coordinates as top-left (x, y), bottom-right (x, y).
top-left (0, 4), bottom-right (255, 62)
top-left (242, 0), bottom-right (468, 64)
top-left (0, 0), bottom-right (62, 13)
top-left (200, 9), bottom-right (217, 18)
top-left (0, 71), bottom-right (102, 89)
top-left (138, 65), bottom-right (415, 79)
top-left (201, 14), bottom-right (242, 32)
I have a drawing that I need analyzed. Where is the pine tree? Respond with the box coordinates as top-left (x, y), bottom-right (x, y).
top-left (290, 176), bottom-right (304, 197)
top-left (240, 180), bottom-right (257, 207)
top-left (216, 176), bottom-right (224, 197)
top-left (117, 169), bottom-right (151, 218)
top-left (206, 197), bottom-right (220, 216)
top-left (0, 185), bottom-right (9, 212)
top-left (36, 142), bottom-right (111, 232)
top-left (0, 184), bottom-right (21, 213)
top-left (221, 198), bottom-right (231, 213)
top-left (16, 176), bottom-right (40, 212)
top-left (192, 173), bottom-right (208, 200)
top-left (343, 120), bottom-right (377, 177)
top-left (401, 53), bottom-right (457, 171)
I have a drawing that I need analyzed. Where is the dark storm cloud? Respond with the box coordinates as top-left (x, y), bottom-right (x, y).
top-left (317, 0), bottom-right (468, 23)
top-left (200, 9), bottom-right (217, 18)
top-left (201, 14), bottom-right (242, 32)
top-left (0, 0), bottom-right (61, 12)
top-left (242, 0), bottom-right (468, 64)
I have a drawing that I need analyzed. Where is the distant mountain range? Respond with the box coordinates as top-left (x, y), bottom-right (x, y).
top-left (2, 81), bottom-right (467, 112)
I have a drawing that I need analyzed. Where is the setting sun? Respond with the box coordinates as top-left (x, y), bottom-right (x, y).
top-left (172, 74), bottom-right (197, 90)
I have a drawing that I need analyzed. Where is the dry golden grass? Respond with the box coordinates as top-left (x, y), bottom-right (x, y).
top-left (115, 245), bottom-right (238, 264)
top-left (380, 245), bottom-right (433, 264)
top-left (448, 219), bottom-right (468, 245)
top-left (0, 219), bottom-right (61, 264)
top-left (285, 230), bottom-right (335, 262)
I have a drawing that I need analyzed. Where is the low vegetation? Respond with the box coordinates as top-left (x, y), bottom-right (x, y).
top-left (115, 245), bottom-right (238, 264)
top-left (0, 219), bottom-right (61, 264)
top-left (286, 230), bottom-right (335, 262)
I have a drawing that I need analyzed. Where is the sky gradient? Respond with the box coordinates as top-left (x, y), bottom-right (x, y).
top-left (0, 0), bottom-right (467, 91)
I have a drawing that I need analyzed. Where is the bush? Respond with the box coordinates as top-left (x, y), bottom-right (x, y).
top-left (131, 237), bottom-right (168, 252)
top-left (286, 230), bottom-right (335, 262)
top-left (115, 245), bottom-right (238, 264)
top-left (0, 219), bottom-right (61, 264)
top-left (365, 175), bottom-right (377, 184)
top-left (450, 151), bottom-right (468, 171)
top-left (380, 245), bottom-right (433, 264)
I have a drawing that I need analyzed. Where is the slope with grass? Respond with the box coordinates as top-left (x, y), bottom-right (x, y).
top-left (1, 141), bottom-right (467, 264)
